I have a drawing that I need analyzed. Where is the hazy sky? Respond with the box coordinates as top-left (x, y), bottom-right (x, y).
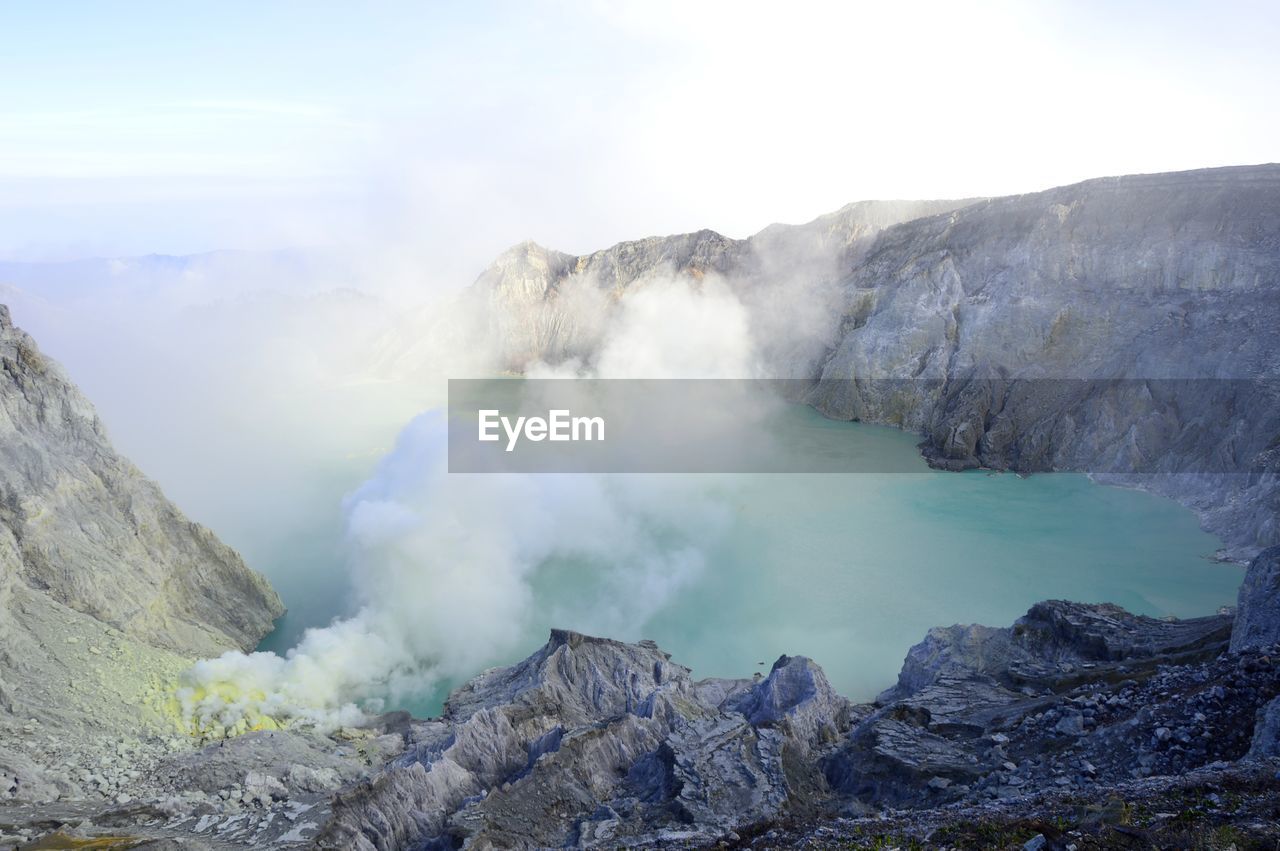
top-left (2, 0), bottom-right (1277, 281)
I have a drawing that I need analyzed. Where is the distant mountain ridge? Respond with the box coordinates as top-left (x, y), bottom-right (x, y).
top-left (470, 198), bottom-right (977, 371)
top-left (471, 164), bottom-right (1280, 555)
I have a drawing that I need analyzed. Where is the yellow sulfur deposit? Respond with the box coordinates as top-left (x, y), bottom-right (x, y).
top-left (155, 675), bottom-right (288, 737)
top-left (167, 681), bottom-right (286, 740)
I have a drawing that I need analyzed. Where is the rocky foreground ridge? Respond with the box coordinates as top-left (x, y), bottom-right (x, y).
top-left (312, 547), bottom-right (1280, 850)
top-left (468, 165), bottom-right (1280, 557)
top-left (3, 548), bottom-right (1277, 849)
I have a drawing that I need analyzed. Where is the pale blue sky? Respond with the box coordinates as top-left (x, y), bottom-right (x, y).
top-left (2, 1), bottom-right (1277, 278)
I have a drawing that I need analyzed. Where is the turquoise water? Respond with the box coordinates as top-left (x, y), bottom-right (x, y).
top-left (253, 403), bottom-right (1240, 712)
top-left (520, 406), bottom-right (1238, 702)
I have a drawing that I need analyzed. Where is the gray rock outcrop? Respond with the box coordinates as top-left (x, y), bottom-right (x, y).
top-left (316, 630), bottom-right (853, 850)
top-left (1230, 545), bottom-right (1280, 652)
top-left (471, 199), bottom-right (975, 376)
top-left (310, 601), bottom-right (1280, 849)
top-left (0, 303), bottom-right (283, 658)
top-left (883, 600), bottom-right (1234, 703)
top-left (824, 600), bottom-right (1246, 808)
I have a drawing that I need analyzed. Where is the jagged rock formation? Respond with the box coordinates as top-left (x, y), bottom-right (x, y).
top-left (305, 598), bottom-right (1278, 850)
top-left (7, 593), bottom-right (1280, 847)
top-left (829, 601), bottom-right (1247, 808)
top-left (882, 600), bottom-right (1234, 703)
top-left (469, 165), bottom-right (1280, 555)
top-left (316, 630), bottom-right (849, 850)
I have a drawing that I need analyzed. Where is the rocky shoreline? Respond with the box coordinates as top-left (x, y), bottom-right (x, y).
top-left (3, 548), bottom-right (1276, 849)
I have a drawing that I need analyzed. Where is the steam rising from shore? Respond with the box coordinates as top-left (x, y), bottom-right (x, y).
top-left (178, 272), bottom-right (757, 733)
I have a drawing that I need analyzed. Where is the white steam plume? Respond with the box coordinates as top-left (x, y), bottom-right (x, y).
top-left (177, 273), bottom-right (753, 734)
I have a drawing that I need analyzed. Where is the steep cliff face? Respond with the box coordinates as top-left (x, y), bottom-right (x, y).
top-left (0, 303), bottom-right (283, 658)
top-left (470, 165), bottom-right (1280, 554)
top-left (808, 165), bottom-right (1280, 555)
top-left (819, 166), bottom-right (1280, 385)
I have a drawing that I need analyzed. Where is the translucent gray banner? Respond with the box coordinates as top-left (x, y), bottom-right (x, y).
top-left (446, 378), bottom-right (1280, 475)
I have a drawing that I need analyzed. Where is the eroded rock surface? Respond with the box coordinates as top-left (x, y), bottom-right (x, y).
top-left (469, 199), bottom-right (975, 377)
top-left (306, 600), bottom-right (1280, 850)
top-left (1231, 545), bottom-right (1280, 652)
top-left (883, 600), bottom-right (1233, 703)
top-left (827, 602), bottom-right (1275, 810)
top-left (0, 304), bottom-right (284, 814)
top-left (7, 602), bottom-right (1280, 849)
top-left (315, 631), bottom-right (852, 850)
